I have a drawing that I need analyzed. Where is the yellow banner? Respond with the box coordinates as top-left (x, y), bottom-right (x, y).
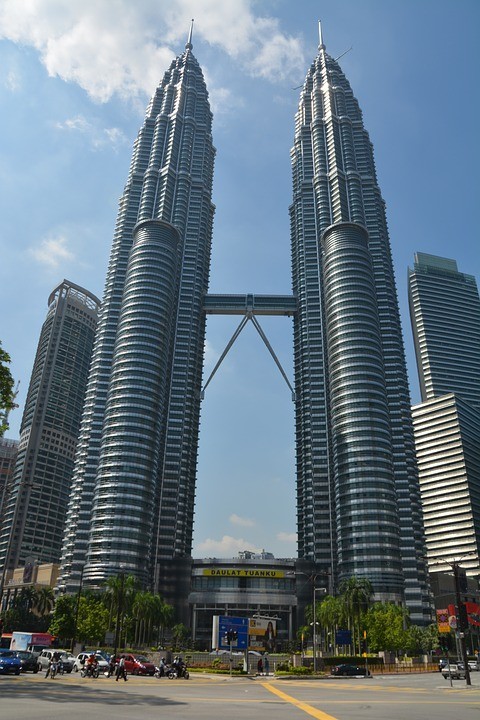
top-left (203, 568), bottom-right (285, 578)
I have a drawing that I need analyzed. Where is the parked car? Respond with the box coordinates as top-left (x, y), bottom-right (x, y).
top-left (331, 664), bottom-right (371, 677)
top-left (122, 653), bottom-right (156, 676)
top-left (37, 649), bottom-right (74, 673)
top-left (441, 662), bottom-right (466, 680)
top-left (74, 651), bottom-right (109, 673)
top-left (14, 651), bottom-right (39, 673)
top-left (0, 650), bottom-right (22, 675)
top-left (468, 660), bottom-right (479, 672)
top-left (438, 657), bottom-right (450, 672)
top-left (27, 644), bottom-right (51, 659)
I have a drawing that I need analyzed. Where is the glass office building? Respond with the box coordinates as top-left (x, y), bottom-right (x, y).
top-left (408, 253), bottom-right (480, 410)
top-left (290, 31), bottom-right (430, 621)
top-left (409, 254), bottom-right (480, 577)
top-left (0, 281), bottom-right (99, 589)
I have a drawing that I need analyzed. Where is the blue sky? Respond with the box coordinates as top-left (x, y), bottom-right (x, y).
top-left (1, 0), bottom-right (478, 560)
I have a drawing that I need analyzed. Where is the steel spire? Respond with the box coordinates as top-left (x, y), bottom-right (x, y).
top-left (186, 18), bottom-right (194, 50)
top-left (318, 20), bottom-right (325, 50)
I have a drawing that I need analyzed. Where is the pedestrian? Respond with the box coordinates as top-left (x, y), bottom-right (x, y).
top-left (257, 657), bottom-right (263, 676)
top-left (264, 654), bottom-right (270, 676)
top-left (115, 654), bottom-right (127, 682)
top-left (107, 654), bottom-right (117, 678)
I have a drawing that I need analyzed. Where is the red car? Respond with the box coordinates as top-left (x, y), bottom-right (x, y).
top-left (122, 653), bottom-right (156, 676)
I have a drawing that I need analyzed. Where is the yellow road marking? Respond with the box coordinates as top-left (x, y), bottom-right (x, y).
top-left (262, 682), bottom-right (339, 720)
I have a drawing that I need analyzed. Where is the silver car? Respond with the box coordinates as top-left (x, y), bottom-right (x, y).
top-left (37, 649), bottom-right (74, 673)
top-left (73, 651), bottom-right (109, 673)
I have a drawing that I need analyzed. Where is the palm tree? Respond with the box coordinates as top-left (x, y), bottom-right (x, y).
top-left (33, 587), bottom-right (54, 617)
top-left (317, 595), bottom-right (346, 655)
top-left (16, 586), bottom-right (37, 613)
top-left (104, 573), bottom-right (139, 648)
top-left (132, 591), bottom-right (154, 647)
top-left (338, 576), bottom-right (373, 654)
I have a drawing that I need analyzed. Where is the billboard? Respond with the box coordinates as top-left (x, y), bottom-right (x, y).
top-left (248, 617), bottom-right (277, 652)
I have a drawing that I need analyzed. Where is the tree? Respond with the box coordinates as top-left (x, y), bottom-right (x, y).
top-left (77, 596), bottom-right (109, 645)
top-left (171, 623), bottom-right (190, 650)
top-left (338, 576), bottom-right (374, 654)
top-left (317, 595), bottom-right (346, 654)
top-left (0, 341), bottom-right (15, 436)
top-left (364, 603), bottom-right (408, 653)
top-left (49, 595), bottom-right (77, 640)
top-left (33, 587), bottom-right (55, 617)
top-left (132, 591), bottom-right (154, 646)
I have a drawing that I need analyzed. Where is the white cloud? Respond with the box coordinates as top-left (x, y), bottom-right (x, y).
top-left (0, 1), bottom-right (305, 102)
top-left (229, 513), bottom-right (254, 528)
top-left (29, 234), bottom-right (75, 269)
top-left (277, 531), bottom-right (296, 543)
top-left (196, 535), bottom-right (260, 556)
top-left (55, 115), bottom-right (91, 133)
top-left (55, 115), bottom-right (128, 151)
top-left (4, 69), bottom-right (20, 91)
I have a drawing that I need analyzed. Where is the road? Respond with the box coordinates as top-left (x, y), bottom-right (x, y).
top-left (1, 670), bottom-right (480, 720)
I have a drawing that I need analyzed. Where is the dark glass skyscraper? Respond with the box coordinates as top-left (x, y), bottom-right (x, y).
top-left (290, 30), bottom-right (430, 621)
top-left (0, 281), bottom-right (99, 596)
top-left (58, 28), bottom-right (215, 599)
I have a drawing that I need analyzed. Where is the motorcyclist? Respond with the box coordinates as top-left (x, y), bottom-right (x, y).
top-left (176, 656), bottom-right (186, 678)
top-left (85, 652), bottom-right (98, 677)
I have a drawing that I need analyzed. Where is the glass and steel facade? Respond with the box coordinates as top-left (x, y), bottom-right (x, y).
top-left (58, 35), bottom-right (215, 595)
top-left (408, 253), bottom-right (480, 410)
top-left (412, 394), bottom-right (480, 575)
top-left (189, 555), bottom-right (298, 651)
top-left (0, 281), bottom-right (99, 579)
top-left (409, 254), bottom-right (480, 577)
top-left (290, 37), bottom-right (430, 620)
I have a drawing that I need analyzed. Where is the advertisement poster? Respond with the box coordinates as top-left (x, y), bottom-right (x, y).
top-left (436, 609), bottom-right (450, 633)
top-left (248, 617), bottom-right (277, 652)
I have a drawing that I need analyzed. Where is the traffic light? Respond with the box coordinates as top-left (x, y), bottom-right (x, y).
top-left (225, 630), bottom-right (238, 644)
top-left (438, 635), bottom-right (450, 652)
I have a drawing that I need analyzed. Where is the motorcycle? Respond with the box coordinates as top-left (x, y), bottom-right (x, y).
top-left (167, 663), bottom-right (189, 680)
top-left (81, 663), bottom-right (100, 679)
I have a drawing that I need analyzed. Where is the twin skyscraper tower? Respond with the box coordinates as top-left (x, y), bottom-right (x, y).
top-left (58, 26), bottom-right (431, 623)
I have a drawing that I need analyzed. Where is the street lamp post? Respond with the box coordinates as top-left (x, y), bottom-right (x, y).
top-left (312, 586), bottom-right (326, 673)
top-left (70, 564), bottom-right (85, 653)
top-left (113, 571), bottom-right (125, 660)
top-left (452, 563), bottom-right (472, 687)
top-left (289, 569), bottom-right (330, 673)
top-left (426, 554), bottom-right (473, 687)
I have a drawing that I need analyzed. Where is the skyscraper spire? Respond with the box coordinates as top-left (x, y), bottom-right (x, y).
top-left (186, 18), bottom-right (194, 50)
top-left (318, 20), bottom-right (325, 50)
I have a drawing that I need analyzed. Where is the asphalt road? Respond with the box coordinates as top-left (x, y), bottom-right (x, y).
top-left (2, 670), bottom-right (480, 720)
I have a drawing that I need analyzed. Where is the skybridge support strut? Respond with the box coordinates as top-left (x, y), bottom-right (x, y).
top-left (201, 311), bottom-right (295, 401)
